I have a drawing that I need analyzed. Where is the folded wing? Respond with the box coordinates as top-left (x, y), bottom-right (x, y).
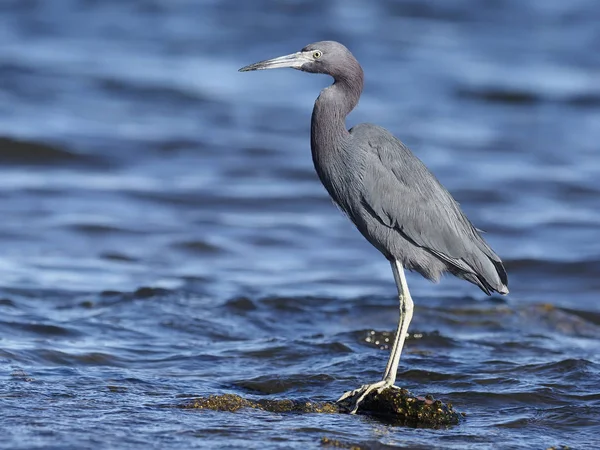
top-left (352, 124), bottom-right (508, 294)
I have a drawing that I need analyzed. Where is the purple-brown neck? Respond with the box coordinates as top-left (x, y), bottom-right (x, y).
top-left (310, 58), bottom-right (364, 161)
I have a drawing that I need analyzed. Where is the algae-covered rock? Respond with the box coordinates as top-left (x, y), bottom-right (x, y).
top-left (182, 393), bottom-right (338, 414)
top-left (339, 386), bottom-right (463, 426)
top-left (181, 388), bottom-right (462, 427)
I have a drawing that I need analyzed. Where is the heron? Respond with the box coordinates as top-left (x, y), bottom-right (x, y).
top-left (239, 41), bottom-right (508, 414)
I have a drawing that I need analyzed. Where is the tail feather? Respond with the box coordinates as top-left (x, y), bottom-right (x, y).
top-left (469, 233), bottom-right (509, 295)
top-left (491, 257), bottom-right (509, 290)
top-left (460, 272), bottom-right (492, 295)
top-left (448, 245), bottom-right (509, 296)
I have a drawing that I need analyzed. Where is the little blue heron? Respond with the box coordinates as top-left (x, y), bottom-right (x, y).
top-left (239, 41), bottom-right (508, 414)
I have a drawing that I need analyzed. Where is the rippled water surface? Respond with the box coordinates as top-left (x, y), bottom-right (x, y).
top-left (1, 0), bottom-right (599, 448)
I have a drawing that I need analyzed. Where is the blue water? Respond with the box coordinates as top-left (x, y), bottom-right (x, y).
top-left (1, 0), bottom-right (599, 448)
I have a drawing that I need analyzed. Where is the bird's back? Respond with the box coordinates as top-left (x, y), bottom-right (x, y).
top-left (340, 123), bottom-right (508, 295)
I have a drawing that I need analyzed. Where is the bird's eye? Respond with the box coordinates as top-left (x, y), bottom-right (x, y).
top-left (312, 50), bottom-right (322, 59)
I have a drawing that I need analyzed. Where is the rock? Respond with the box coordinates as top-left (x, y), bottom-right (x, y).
top-left (338, 387), bottom-right (462, 426)
top-left (182, 393), bottom-right (338, 414)
top-left (181, 388), bottom-right (462, 427)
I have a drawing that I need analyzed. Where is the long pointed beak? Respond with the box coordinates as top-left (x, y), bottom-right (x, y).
top-left (239, 52), bottom-right (305, 72)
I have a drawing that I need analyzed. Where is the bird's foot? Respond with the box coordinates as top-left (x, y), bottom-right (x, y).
top-left (337, 380), bottom-right (401, 414)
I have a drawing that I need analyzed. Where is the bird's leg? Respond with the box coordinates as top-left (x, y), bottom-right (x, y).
top-left (382, 260), bottom-right (414, 385)
top-left (337, 260), bottom-right (414, 414)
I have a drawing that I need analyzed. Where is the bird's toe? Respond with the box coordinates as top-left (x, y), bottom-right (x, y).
top-left (337, 380), bottom-right (395, 414)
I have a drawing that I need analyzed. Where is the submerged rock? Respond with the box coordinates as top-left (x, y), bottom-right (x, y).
top-left (320, 436), bottom-right (366, 449)
top-left (180, 388), bottom-right (462, 427)
top-left (182, 393), bottom-right (338, 414)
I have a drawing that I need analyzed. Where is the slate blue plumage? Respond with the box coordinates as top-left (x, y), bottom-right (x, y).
top-left (240, 40), bottom-right (508, 414)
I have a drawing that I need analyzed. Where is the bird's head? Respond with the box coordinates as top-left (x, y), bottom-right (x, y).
top-left (239, 41), bottom-right (361, 82)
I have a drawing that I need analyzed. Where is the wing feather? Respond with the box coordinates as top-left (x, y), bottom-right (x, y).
top-left (351, 124), bottom-right (507, 292)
